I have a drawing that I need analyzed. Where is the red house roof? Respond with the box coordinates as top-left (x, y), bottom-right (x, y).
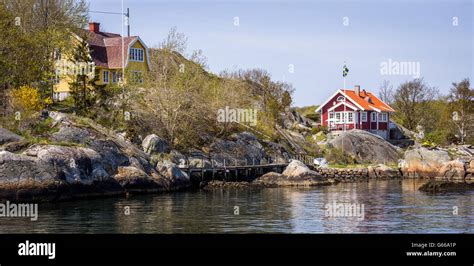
top-left (342, 89), bottom-right (395, 112)
top-left (316, 88), bottom-right (395, 112)
top-left (79, 29), bottom-right (139, 69)
top-left (75, 22), bottom-right (149, 70)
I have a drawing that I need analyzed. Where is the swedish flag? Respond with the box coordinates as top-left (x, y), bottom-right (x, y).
top-left (342, 65), bottom-right (349, 77)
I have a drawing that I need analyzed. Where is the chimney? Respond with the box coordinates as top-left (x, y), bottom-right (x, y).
top-left (354, 85), bottom-right (361, 96)
top-left (89, 22), bottom-right (100, 33)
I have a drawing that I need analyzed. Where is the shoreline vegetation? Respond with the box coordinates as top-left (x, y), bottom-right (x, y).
top-left (0, 1), bottom-right (472, 202)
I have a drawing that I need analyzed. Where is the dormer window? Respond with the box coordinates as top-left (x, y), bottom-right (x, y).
top-left (129, 48), bottom-right (144, 62)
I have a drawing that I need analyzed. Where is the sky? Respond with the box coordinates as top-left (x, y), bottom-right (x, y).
top-left (87, 0), bottom-right (473, 107)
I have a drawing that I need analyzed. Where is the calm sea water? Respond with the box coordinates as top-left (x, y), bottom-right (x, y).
top-left (0, 179), bottom-right (473, 233)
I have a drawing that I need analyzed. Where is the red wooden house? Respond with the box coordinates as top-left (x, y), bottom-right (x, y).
top-left (315, 85), bottom-right (395, 139)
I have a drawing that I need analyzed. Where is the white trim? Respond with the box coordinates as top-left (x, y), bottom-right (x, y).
top-left (327, 111), bottom-right (355, 124)
top-left (315, 90), bottom-right (343, 112)
top-left (371, 112), bottom-right (377, 122)
top-left (339, 90), bottom-right (366, 110)
top-left (367, 93), bottom-right (395, 112)
top-left (315, 89), bottom-right (365, 113)
top-left (327, 101), bottom-right (357, 112)
top-left (371, 106), bottom-right (381, 113)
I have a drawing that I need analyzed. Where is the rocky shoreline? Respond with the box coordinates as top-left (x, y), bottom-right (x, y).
top-left (1, 112), bottom-right (473, 202)
top-left (0, 112), bottom-right (191, 202)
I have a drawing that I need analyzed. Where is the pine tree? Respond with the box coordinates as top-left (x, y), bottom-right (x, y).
top-left (68, 38), bottom-right (105, 115)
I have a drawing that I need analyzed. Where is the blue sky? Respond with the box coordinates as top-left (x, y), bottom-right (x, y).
top-left (88, 0), bottom-right (473, 107)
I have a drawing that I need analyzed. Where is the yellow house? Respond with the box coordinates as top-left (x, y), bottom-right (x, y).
top-left (53, 22), bottom-right (150, 101)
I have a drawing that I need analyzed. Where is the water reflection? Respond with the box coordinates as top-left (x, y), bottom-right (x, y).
top-left (0, 180), bottom-right (472, 233)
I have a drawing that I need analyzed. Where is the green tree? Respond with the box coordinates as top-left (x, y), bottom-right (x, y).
top-left (1, 0), bottom-right (88, 100)
top-left (391, 78), bottom-right (438, 131)
top-left (68, 38), bottom-right (104, 115)
top-left (449, 78), bottom-right (474, 144)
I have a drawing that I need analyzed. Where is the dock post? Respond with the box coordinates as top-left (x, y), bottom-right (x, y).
top-left (236, 160), bottom-right (239, 180)
top-left (224, 159), bottom-right (227, 180)
top-left (211, 158), bottom-right (215, 180)
top-left (201, 157), bottom-right (204, 181)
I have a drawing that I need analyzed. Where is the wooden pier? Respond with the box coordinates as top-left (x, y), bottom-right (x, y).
top-left (177, 154), bottom-right (315, 183)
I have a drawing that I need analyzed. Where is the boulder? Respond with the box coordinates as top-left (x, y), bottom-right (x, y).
top-left (329, 130), bottom-right (401, 164)
top-left (0, 128), bottom-right (22, 145)
top-left (208, 132), bottom-right (266, 166)
top-left (155, 160), bottom-right (191, 190)
top-left (51, 126), bottom-right (91, 144)
top-left (400, 147), bottom-right (450, 178)
top-left (253, 171), bottom-right (335, 187)
top-left (142, 134), bottom-right (170, 155)
top-left (468, 160), bottom-right (474, 173)
top-left (283, 160), bottom-right (318, 177)
top-left (112, 166), bottom-right (164, 192)
top-left (419, 180), bottom-right (474, 193)
top-left (263, 141), bottom-right (291, 164)
top-left (367, 164), bottom-right (400, 179)
top-left (253, 160), bottom-right (336, 187)
top-left (437, 159), bottom-right (466, 181)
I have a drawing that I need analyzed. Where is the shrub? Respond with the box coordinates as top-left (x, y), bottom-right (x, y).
top-left (423, 130), bottom-right (448, 147)
top-left (311, 125), bottom-right (328, 135)
top-left (10, 85), bottom-right (43, 113)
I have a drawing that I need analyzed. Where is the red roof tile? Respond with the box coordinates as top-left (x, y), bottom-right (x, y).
top-left (342, 89), bottom-right (395, 112)
top-left (78, 29), bottom-right (139, 69)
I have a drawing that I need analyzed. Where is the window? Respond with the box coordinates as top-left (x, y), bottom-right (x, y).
top-left (53, 49), bottom-right (61, 61)
top-left (379, 112), bottom-right (388, 122)
top-left (112, 71), bottom-right (117, 83)
top-left (129, 48), bottom-right (144, 62)
top-left (103, 70), bottom-right (109, 83)
top-left (332, 112), bottom-right (354, 124)
top-left (361, 112), bottom-right (367, 122)
top-left (371, 112), bottom-right (377, 121)
top-left (347, 112), bottom-right (354, 123)
top-left (53, 69), bottom-right (61, 84)
top-left (337, 96), bottom-right (345, 102)
top-left (132, 71), bottom-right (144, 83)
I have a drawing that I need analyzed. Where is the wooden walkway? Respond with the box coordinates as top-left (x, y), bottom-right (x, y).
top-left (178, 154), bottom-right (315, 182)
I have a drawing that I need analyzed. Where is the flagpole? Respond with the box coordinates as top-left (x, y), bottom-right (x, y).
top-left (342, 63), bottom-right (348, 155)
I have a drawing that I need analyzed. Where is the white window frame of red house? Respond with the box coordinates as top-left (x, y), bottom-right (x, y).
top-left (329, 111), bottom-right (354, 124)
top-left (378, 112), bottom-right (388, 122)
top-left (361, 111), bottom-right (368, 122)
top-left (371, 112), bottom-right (377, 121)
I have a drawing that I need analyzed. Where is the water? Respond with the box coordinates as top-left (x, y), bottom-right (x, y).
top-left (0, 179), bottom-right (473, 233)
